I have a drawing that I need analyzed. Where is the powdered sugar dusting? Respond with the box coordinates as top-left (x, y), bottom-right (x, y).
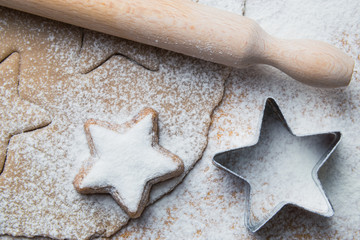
top-left (0, 5), bottom-right (228, 239)
top-left (82, 114), bottom-right (181, 213)
top-left (0, 51), bottom-right (51, 173)
top-left (1, 0), bottom-right (359, 238)
top-left (115, 0), bottom-right (360, 239)
top-left (199, 0), bottom-right (245, 14)
top-left (77, 30), bottom-right (159, 74)
top-left (218, 101), bottom-right (335, 231)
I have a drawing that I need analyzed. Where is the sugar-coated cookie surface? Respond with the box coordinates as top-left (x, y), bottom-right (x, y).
top-left (74, 108), bottom-right (184, 218)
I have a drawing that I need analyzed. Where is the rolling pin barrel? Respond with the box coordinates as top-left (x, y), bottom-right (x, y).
top-left (0, 0), bottom-right (354, 87)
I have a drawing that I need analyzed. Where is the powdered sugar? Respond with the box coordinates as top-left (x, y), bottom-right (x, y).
top-left (1, 0), bottom-right (359, 238)
top-left (0, 5), bottom-right (228, 239)
top-left (0, 52), bottom-right (51, 173)
top-left (115, 0), bottom-right (360, 239)
top-left (82, 114), bottom-right (181, 213)
top-left (200, 0), bottom-right (245, 14)
top-left (217, 100), bottom-right (336, 231)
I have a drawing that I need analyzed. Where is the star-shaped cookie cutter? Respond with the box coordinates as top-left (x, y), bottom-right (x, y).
top-left (213, 98), bottom-right (341, 232)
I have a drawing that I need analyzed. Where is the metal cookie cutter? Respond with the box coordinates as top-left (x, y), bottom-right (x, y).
top-left (213, 98), bottom-right (341, 232)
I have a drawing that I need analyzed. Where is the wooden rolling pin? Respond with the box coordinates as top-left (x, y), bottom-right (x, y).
top-left (0, 0), bottom-right (354, 87)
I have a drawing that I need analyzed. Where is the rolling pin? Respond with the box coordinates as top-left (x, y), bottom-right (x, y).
top-left (0, 0), bottom-right (354, 87)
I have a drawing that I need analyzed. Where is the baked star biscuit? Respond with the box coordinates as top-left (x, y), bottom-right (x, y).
top-left (73, 108), bottom-right (184, 218)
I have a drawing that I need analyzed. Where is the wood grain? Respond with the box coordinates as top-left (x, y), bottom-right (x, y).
top-left (0, 0), bottom-right (354, 87)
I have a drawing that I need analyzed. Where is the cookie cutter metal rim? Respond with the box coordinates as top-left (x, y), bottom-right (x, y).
top-left (212, 97), bottom-right (341, 232)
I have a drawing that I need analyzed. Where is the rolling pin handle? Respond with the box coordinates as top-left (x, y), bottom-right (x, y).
top-left (261, 36), bottom-right (354, 87)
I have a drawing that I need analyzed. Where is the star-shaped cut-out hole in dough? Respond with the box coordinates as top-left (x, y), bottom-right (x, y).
top-left (213, 98), bottom-right (340, 232)
top-left (78, 30), bottom-right (159, 74)
top-left (0, 52), bottom-right (51, 174)
top-left (73, 108), bottom-right (184, 218)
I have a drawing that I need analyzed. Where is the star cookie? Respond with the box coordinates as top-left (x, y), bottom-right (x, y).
top-left (73, 108), bottom-right (184, 218)
top-left (0, 52), bottom-right (51, 174)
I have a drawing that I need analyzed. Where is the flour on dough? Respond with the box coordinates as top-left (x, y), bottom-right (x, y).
top-left (0, 6), bottom-right (228, 239)
top-left (0, 52), bottom-right (51, 174)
